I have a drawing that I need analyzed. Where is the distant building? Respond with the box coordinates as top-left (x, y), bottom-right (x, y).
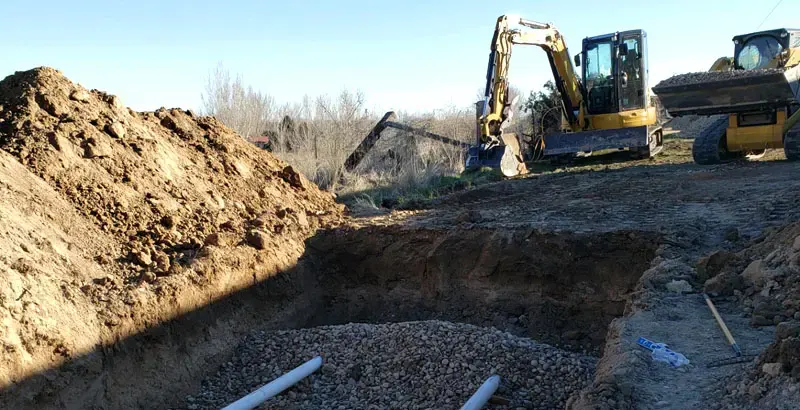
top-left (246, 135), bottom-right (272, 151)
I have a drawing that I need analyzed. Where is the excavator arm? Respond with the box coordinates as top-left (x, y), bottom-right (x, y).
top-left (480, 15), bottom-right (585, 142)
top-left (475, 15), bottom-right (587, 176)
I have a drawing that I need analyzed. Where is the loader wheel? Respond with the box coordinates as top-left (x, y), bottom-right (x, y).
top-left (785, 128), bottom-right (800, 161)
top-left (692, 116), bottom-right (731, 165)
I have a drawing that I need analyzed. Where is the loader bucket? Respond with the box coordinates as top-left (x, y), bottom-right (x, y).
top-left (652, 65), bottom-right (800, 116)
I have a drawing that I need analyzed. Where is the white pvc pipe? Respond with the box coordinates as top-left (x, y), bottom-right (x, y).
top-left (220, 356), bottom-right (323, 410)
top-left (459, 375), bottom-right (501, 410)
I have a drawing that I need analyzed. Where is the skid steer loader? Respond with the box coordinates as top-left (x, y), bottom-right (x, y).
top-left (466, 14), bottom-right (666, 177)
top-left (653, 28), bottom-right (800, 164)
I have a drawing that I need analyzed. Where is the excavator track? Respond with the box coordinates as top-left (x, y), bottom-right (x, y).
top-left (692, 116), bottom-right (731, 165)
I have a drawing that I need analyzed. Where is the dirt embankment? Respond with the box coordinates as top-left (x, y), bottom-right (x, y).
top-left (0, 67), bottom-right (344, 409)
top-left (695, 222), bottom-right (800, 409)
top-left (306, 226), bottom-right (661, 354)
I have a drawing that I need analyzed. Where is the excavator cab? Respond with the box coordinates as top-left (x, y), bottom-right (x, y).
top-left (543, 30), bottom-right (663, 158)
top-left (581, 32), bottom-right (647, 115)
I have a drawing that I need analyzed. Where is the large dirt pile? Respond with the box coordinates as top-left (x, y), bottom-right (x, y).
top-left (0, 67), bottom-right (344, 407)
top-left (696, 222), bottom-right (800, 408)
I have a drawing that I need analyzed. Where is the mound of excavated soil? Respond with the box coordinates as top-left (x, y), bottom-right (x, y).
top-left (0, 67), bottom-right (344, 408)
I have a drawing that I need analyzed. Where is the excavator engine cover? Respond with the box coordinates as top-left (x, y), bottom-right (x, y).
top-left (543, 126), bottom-right (650, 156)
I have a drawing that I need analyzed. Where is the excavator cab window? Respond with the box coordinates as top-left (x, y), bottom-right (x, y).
top-left (584, 40), bottom-right (617, 114)
top-left (618, 35), bottom-right (645, 111)
top-left (736, 35), bottom-right (783, 70)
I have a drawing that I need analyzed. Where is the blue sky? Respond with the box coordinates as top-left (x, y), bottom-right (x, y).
top-left (2, 0), bottom-right (797, 116)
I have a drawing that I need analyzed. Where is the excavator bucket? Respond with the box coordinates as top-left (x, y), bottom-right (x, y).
top-left (465, 133), bottom-right (528, 177)
top-left (653, 65), bottom-right (800, 117)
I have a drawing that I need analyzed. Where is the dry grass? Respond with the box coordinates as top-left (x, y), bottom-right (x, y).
top-left (201, 65), bottom-right (533, 207)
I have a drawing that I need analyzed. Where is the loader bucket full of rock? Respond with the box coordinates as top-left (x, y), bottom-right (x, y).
top-left (652, 65), bottom-right (800, 117)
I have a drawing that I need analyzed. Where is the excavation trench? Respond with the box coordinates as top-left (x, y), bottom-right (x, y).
top-left (5, 226), bottom-right (661, 409)
top-left (300, 226), bottom-right (661, 355)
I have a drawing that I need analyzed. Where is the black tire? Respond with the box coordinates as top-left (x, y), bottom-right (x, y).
top-left (692, 116), bottom-right (730, 165)
top-left (785, 128), bottom-right (800, 161)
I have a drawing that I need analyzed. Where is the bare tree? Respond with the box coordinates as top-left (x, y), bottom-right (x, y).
top-left (200, 63), bottom-right (276, 138)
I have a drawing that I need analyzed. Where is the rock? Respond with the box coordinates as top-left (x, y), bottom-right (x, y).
top-left (296, 211), bottom-right (309, 228)
top-left (204, 233), bottom-right (225, 247)
top-left (776, 322), bottom-right (800, 341)
top-left (696, 250), bottom-right (737, 283)
top-left (132, 250), bottom-right (152, 266)
top-left (153, 253), bottom-right (171, 273)
top-left (751, 315), bottom-right (774, 327)
top-left (704, 271), bottom-right (744, 296)
top-left (779, 337), bottom-right (800, 370)
top-left (665, 279), bottom-right (693, 294)
top-left (83, 137), bottom-right (113, 158)
top-left (762, 362), bottom-right (782, 377)
top-left (747, 384), bottom-right (762, 400)
top-left (795, 312), bottom-right (800, 321)
top-left (92, 275), bottom-right (115, 286)
top-left (140, 271), bottom-right (157, 283)
top-left (160, 215), bottom-right (178, 229)
top-left (279, 165), bottom-right (304, 189)
top-left (70, 89), bottom-right (91, 103)
top-left (456, 210), bottom-right (482, 224)
top-left (793, 236), bottom-right (800, 252)
top-left (725, 228), bottom-right (740, 242)
top-left (753, 299), bottom-right (783, 320)
top-left (245, 230), bottom-right (268, 250)
top-left (741, 259), bottom-right (773, 287)
top-left (106, 122), bottom-right (126, 139)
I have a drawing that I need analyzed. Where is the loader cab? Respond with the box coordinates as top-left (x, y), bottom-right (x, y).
top-left (732, 28), bottom-right (800, 70)
top-left (576, 29), bottom-right (648, 115)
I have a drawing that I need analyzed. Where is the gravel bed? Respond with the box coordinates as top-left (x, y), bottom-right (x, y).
top-left (179, 321), bottom-right (597, 410)
top-left (655, 68), bottom-right (786, 88)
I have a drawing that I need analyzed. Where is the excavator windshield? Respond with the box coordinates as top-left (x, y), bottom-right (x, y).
top-left (736, 35), bottom-right (784, 70)
top-left (583, 39), bottom-right (617, 114)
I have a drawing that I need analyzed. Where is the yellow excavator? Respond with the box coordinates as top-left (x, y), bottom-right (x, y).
top-left (466, 14), bottom-right (665, 176)
top-left (653, 28), bottom-right (800, 164)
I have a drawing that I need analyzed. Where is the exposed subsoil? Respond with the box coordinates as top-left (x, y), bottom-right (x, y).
top-left (306, 226), bottom-right (659, 355)
top-left (0, 67), bottom-right (345, 409)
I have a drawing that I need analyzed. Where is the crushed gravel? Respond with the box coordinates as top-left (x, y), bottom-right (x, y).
top-left (180, 321), bottom-right (597, 410)
top-left (654, 68), bottom-right (786, 88)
